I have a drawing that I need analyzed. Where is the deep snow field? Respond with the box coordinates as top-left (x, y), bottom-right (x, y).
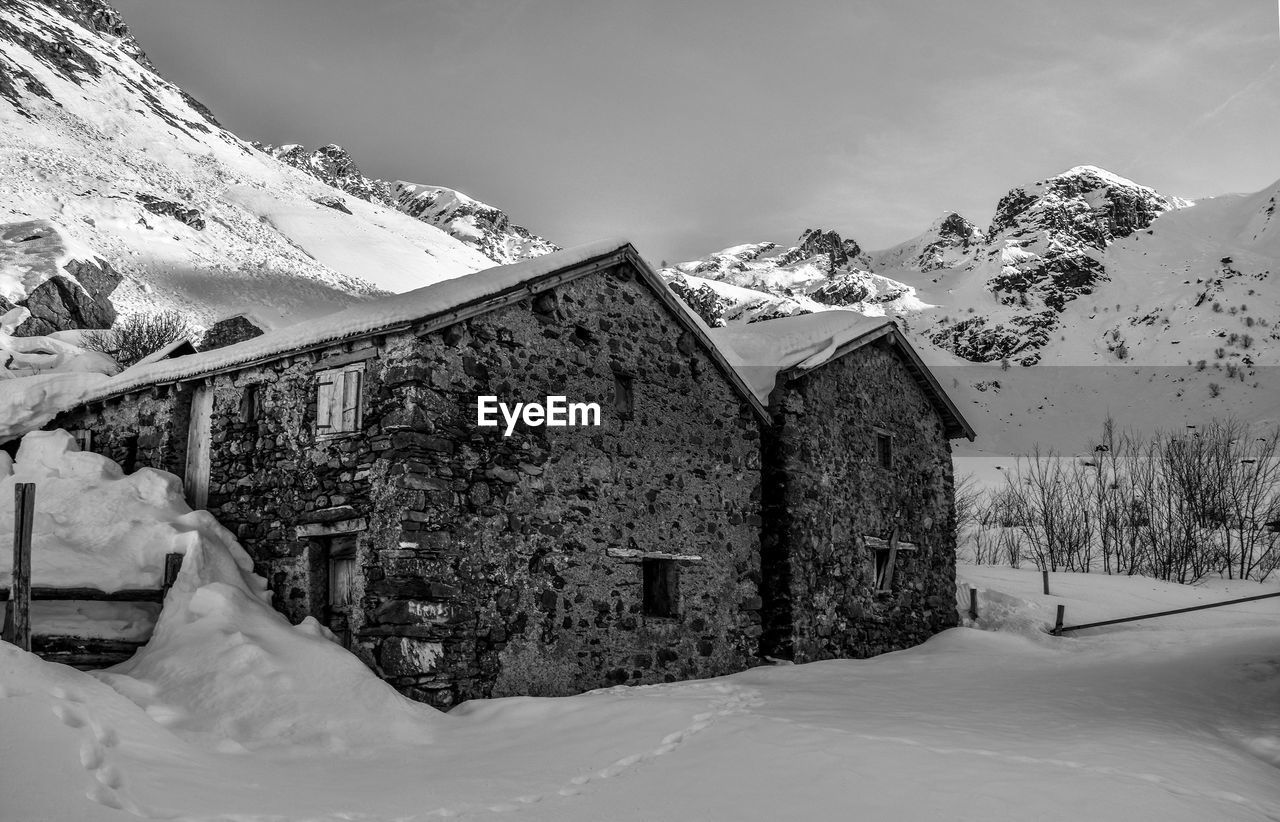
top-left (2, 433), bottom-right (1279, 822)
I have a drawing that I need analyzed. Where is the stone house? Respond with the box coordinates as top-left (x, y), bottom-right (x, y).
top-left (709, 312), bottom-right (974, 662)
top-left (44, 240), bottom-right (974, 707)
top-left (48, 241), bottom-right (769, 708)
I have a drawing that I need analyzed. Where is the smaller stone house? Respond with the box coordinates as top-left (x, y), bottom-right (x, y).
top-left (710, 312), bottom-right (974, 662)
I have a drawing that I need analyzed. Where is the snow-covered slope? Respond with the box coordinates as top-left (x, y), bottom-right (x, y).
top-left (4, 537), bottom-right (1278, 820)
top-left (256, 142), bottom-right (560, 266)
top-left (0, 0), bottom-right (494, 331)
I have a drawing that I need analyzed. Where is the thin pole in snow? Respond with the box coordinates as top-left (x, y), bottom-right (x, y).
top-left (1042, 569), bottom-right (1050, 596)
top-left (968, 586), bottom-right (978, 620)
top-left (7, 483), bottom-right (35, 652)
top-left (1052, 604), bottom-right (1065, 636)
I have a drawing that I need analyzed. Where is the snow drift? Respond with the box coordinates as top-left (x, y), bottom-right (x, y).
top-left (1, 430), bottom-right (443, 750)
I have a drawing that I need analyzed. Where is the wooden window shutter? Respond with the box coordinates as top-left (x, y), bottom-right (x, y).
top-left (316, 370), bottom-right (341, 431)
top-left (340, 367), bottom-right (363, 432)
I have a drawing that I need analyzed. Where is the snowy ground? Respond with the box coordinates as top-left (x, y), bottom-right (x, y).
top-left (3, 562), bottom-right (1277, 821)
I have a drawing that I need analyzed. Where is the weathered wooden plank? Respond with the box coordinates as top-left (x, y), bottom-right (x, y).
top-left (0, 587), bottom-right (166, 602)
top-left (8, 483), bottom-right (35, 651)
top-left (163, 552), bottom-right (183, 590)
top-left (33, 636), bottom-right (146, 670)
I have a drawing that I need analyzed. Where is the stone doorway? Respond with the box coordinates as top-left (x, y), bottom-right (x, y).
top-left (309, 533), bottom-right (358, 648)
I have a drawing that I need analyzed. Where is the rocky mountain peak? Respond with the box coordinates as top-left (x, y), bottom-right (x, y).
top-left (255, 142), bottom-right (393, 205)
top-left (44, 0), bottom-right (156, 71)
top-left (981, 166), bottom-right (1188, 316)
top-left (392, 182), bottom-right (558, 266)
top-left (937, 212), bottom-right (978, 243)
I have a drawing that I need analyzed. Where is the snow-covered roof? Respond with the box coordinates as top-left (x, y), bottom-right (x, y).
top-left (710, 311), bottom-right (976, 440)
top-left (710, 312), bottom-right (895, 403)
top-left (81, 240), bottom-right (628, 400)
top-left (132, 337), bottom-right (198, 367)
top-left (72, 240), bottom-right (772, 422)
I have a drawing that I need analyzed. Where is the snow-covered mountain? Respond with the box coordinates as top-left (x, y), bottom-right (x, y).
top-left (669, 165), bottom-right (1279, 369)
top-left (660, 229), bottom-right (928, 326)
top-left (666, 166), bottom-right (1280, 458)
top-left (256, 142), bottom-right (559, 266)
top-left (0, 0), bottom-right (502, 334)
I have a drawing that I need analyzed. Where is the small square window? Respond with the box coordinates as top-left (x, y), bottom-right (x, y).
top-left (613, 372), bottom-right (634, 420)
top-left (317, 366), bottom-right (364, 434)
top-left (642, 558), bottom-right (678, 617)
top-left (876, 432), bottom-right (893, 469)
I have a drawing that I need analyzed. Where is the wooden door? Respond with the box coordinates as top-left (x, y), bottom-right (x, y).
top-left (325, 535), bottom-right (358, 648)
top-left (184, 384), bottom-right (214, 509)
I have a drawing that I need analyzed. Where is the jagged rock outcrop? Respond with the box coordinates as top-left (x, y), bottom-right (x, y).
top-left (870, 213), bottom-right (982, 274)
top-left (256, 143), bottom-right (393, 205)
top-left (136, 194), bottom-right (206, 230)
top-left (16, 269), bottom-right (118, 336)
top-left (392, 182), bottom-right (559, 266)
top-left (312, 195), bottom-right (352, 214)
top-left (0, 221), bottom-right (120, 336)
top-left (983, 166), bottom-right (1186, 311)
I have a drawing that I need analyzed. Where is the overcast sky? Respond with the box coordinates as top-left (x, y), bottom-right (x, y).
top-left (114, 0), bottom-right (1279, 263)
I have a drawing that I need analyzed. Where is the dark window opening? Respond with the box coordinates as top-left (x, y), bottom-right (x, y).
top-left (873, 549), bottom-right (894, 591)
top-left (71, 429), bottom-right (93, 453)
top-left (642, 558), bottom-right (678, 617)
top-left (121, 433), bottom-right (139, 473)
top-left (614, 373), bottom-right (634, 420)
top-left (876, 432), bottom-right (893, 469)
top-left (240, 384), bottom-right (262, 423)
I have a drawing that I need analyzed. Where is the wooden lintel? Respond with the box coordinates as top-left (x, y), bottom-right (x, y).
top-left (606, 548), bottom-right (703, 562)
top-left (863, 535), bottom-right (919, 551)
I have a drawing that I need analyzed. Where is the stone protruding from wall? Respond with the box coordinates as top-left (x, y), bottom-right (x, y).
top-left (199, 314), bottom-right (265, 352)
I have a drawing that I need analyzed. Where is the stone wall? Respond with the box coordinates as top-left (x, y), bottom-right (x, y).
top-left (53, 383), bottom-right (192, 475)
top-left (760, 340), bottom-right (958, 662)
top-left (53, 262), bottom-right (764, 708)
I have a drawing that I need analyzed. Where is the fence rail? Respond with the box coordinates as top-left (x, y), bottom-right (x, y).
top-left (3, 483), bottom-right (181, 668)
top-left (1051, 590), bottom-right (1280, 636)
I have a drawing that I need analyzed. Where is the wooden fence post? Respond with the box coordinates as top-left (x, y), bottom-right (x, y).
top-left (9, 483), bottom-right (35, 652)
top-left (1052, 604), bottom-right (1065, 636)
top-left (162, 552), bottom-right (183, 591)
top-left (1042, 569), bottom-right (1050, 596)
top-left (968, 586), bottom-right (978, 620)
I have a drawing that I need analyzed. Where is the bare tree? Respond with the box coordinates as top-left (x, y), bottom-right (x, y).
top-left (82, 310), bottom-right (192, 368)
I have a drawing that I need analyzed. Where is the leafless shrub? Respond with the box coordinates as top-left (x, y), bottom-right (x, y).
top-left (989, 418), bottom-right (1280, 583)
top-left (81, 310), bottom-right (192, 367)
